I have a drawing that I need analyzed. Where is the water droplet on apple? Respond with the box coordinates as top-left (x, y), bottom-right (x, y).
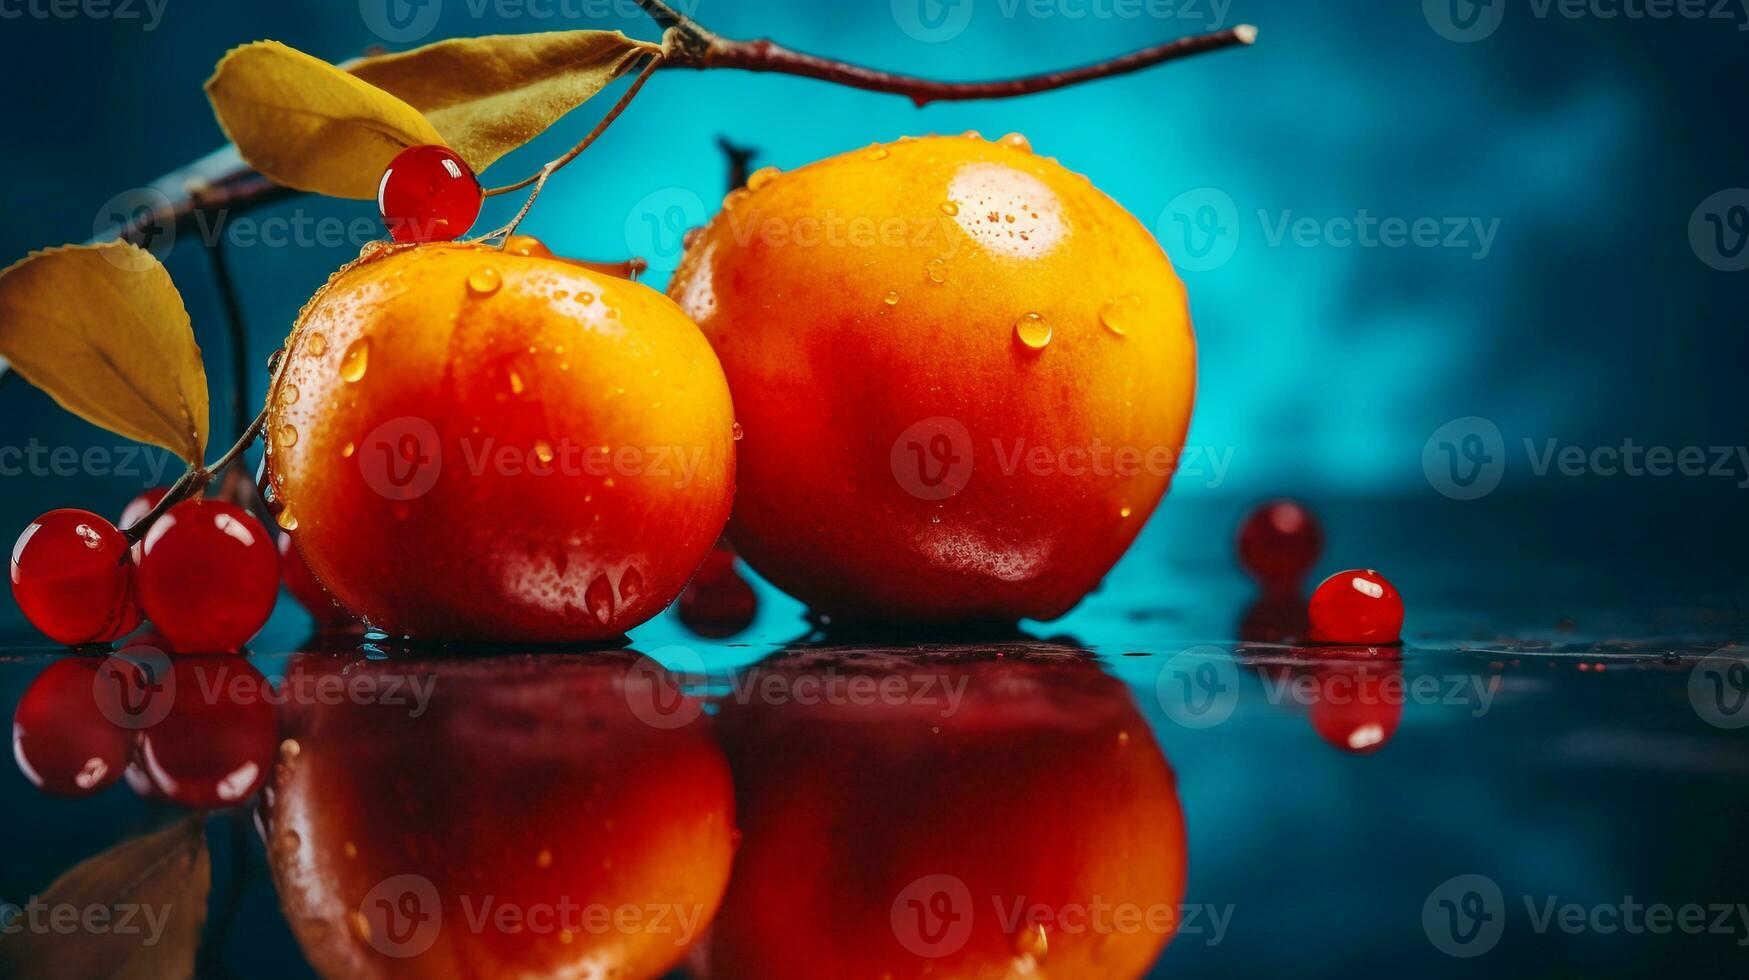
top-left (1014, 312), bottom-right (1051, 350)
top-left (340, 338), bottom-right (370, 383)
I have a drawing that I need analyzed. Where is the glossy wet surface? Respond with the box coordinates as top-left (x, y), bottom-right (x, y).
top-left (2, 495), bottom-right (1747, 977)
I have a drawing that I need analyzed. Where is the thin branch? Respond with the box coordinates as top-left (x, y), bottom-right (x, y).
top-left (121, 406), bottom-right (269, 543)
top-left (204, 239), bottom-right (252, 444)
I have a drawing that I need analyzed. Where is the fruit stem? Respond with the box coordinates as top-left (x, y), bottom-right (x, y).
top-left (121, 406), bottom-right (270, 544)
top-left (482, 52), bottom-right (666, 198)
top-left (633, 0), bottom-right (1257, 106)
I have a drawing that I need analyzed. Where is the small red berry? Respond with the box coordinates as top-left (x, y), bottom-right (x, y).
top-left (277, 532), bottom-right (355, 629)
top-left (377, 144), bottom-right (482, 243)
top-left (12, 659), bottom-right (133, 796)
top-left (1237, 499), bottom-right (1323, 590)
top-left (134, 657), bottom-right (278, 809)
top-left (135, 500), bottom-right (279, 653)
top-left (119, 486), bottom-right (172, 530)
top-left (10, 509), bottom-right (142, 646)
top-left (677, 546), bottom-right (758, 638)
top-left (1307, 569), bottom-right (1404, 645)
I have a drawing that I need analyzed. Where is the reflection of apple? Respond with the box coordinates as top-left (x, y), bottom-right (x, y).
top-left (700, 650), bottom-right (1186, 979)
top-left (264, 654), bottom-right (735, 979)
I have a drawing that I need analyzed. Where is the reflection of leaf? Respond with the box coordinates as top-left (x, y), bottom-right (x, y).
top-left (0, 243), bottom-right (209, 462)
top-left (206, 40), bottom-right (447, 199)
top-left (0, 816), bottom-right (210, 979)
top-left (350, 30), bottom-right (659, 176)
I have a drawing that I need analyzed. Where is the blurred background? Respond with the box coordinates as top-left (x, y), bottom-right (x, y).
top-left (1, 0), bottom-right (1746, 640)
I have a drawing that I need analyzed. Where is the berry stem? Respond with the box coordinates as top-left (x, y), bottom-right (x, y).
top-left (481, 52), bottom-right (666, 198)
top-left (121, 405), bottom-right (270, 544)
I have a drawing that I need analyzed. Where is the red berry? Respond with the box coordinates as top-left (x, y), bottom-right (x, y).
top-left (677, 547), bottom-right (758, 638)
top-left (377, 144), bottom-right (482, 243)
top-left (277, 532), bottom-right (355, 629)
top-left (119, 486), bottom-right (172, 530)
top-left (1237, 499), bottom-right (1323, 589)
top-left (135, 500), bottom-right (279, 653)
top-left (1307, 569), bottom-right (1404, 645)
top-left (134, 657), bottom-right (278, 809)
top-left (12, 659), bottom-right (133, 796)
top-left (10, 509), bottom-right (142, 646)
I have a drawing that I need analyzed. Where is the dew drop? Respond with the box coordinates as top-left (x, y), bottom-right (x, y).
top-left (960, 129), bottom-right (983, 139)
top-left (883, 290), bottom-right (900, 307)
top-left (1099, 295), bottom-right (1143, 337)
top-left (746, 166), bottom-right (781, 190)
top-left (277, 506), bottom-right (299, 531)
top-left (467, 266), bottom-right (501, 295)
top-left (585, 573), bottom-right (614, 625)
top-left (939, 201), bottom-right (960, 217)
top-left (275, 423), bottom-right (299, 448)
top-left (619, 566), bottom-right (644, 603)
top-left (1014, 312), bottom-right (1052, 350)
top-left (731, 421), bottom-right (745, 441)
top-left (280, 384), bottom-right (300, 406)
top-left (1120, 505), bottom-right (1134, 518)
top-left (306, 332), bottom-right (327, 356)
top-left (340, 338), bottom-right (370, 383)
top-left (579, 292), bottom-right (595, 305)
top-left (926, 258), bottom-right (948, 283)
top-left (998, 132), bottom-right (1033, 152)
top-left (341, 441), bottom-right (356, 459)
top-left (865, 146), bottom-right (890, 161)
top-left (509, 369), bottom-right (525, 395)
top-left (1015, 923), bottom-right (1049, 960)
top-left (534, 440), bottom-right (555, 464)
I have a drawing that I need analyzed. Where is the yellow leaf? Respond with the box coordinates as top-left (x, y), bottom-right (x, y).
top-left (349, 30), bottom-right (660, 177)
top-left (0, 243), bottom-right (210, 462)
top-left (206, 40), bottom-right (447, 199)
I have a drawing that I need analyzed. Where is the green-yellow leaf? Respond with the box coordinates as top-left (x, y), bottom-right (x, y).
top-left (0, 243), bottom-right (209, 462)
top-left (206, 40), bottom-right (447, 199)
top-left (349, 30), bottom-right (660, 177)
top-left (0, 816), bottom-right (210, 980)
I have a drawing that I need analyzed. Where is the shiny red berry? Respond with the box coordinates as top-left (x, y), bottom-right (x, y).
top-left (277, 532), bottom-right (355, 629)
top-left (1237, 499), bottom-right (1323, 589)
top-left (134, 657), bottom-right (278, 809)
top-left (1307, 569), bottom-right (1404, 645)
top-left (677, 546), bottom-right (758, 638)
top-left (377, 144), bottom-right (482, 243)
top-left (10, 509), bottom-right (142, 646)
top-left (135, 500), bottom-right (279, 653)
top-left (12, 659), bottom-right (132, 796)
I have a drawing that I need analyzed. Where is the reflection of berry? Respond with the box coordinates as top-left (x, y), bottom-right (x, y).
top-left (10, 509), bottom-right (142, 645)
top-left (277, 532), bottom-right (355, 628)
top-left (1237, 499), bottom-right (1323, 590)
top-left (678, 547), bottom-right (758, 638)
top-left (135, 657), bottom-right (278, 809)
top-left (377, 145), bottom-right (482, 243)
top-left (1307, 666), bottom-right (1402, 755)
top-left (1308, 569), bottom-right (1404, 645)
top-left (135, 500), bottom-right (278, 653)
top-left (13, 659), bottom-right (132, 796)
